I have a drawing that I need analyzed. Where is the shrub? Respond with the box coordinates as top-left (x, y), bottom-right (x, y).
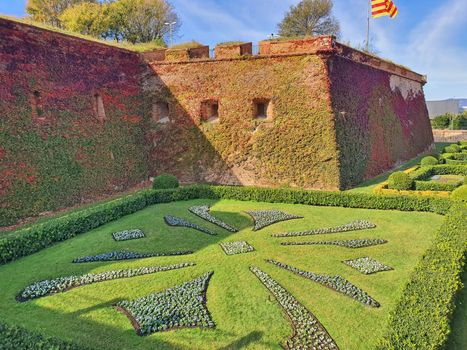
top-left (152, 174), bottom-right (179, 190)
top-left (444, 144), bottom-right (461, 153)
top-left (0, 322), bottom-right (89, 349)
top-left (414, 181), bottom-right (461, 192)
top-left (0, 208), bottom-right (18, 227)
top-left (459, 140), bottom-right (467, 146)
top-left (387, 171), bottom-right (413, 190)
top-left (379, 203), bottom-right (466, 350)
top-left (451, 185), bottom-right (467, 202)
top-left (420, 156), bottom-right (439, 166)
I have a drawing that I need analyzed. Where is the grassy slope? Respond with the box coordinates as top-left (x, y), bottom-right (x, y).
top-left (0, 199), bottom-right (443, 350)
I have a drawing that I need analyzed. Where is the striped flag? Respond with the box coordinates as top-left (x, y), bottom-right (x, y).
top-left (372, 0), bottom-right (398, 19)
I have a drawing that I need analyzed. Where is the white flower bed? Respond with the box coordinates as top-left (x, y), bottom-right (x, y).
top-left (112, 229), bottom-right (145, 241)
top-left (73, 250), bottom-right (193, 263)
top-left (189, 205), bottom-right (238, 232)
top-left (343, 257), bottom-right (393, 275)
top-left (250, 266), bottom-right (338, 350)
top-left (164, 215), bottom-right (216, 236)
top-left (268, 260), bottom-right (380, 308)
top-left (220, 241), bottom-right (254, 255)
top-left (117, 272), bottom-right (215, 335)
top-left (282, 239), bottom-right (387, 249)
top-left (18, 263), bottom-right (195, 301)
top-left (272, 220), bottom-right (376, 237)
top-left (246, 210), bottom-right (302, 231)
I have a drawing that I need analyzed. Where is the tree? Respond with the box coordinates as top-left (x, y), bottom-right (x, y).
top-left (278, 0), bottom-right (340, 38)
top-left (109, 0), bottom-right (180, 44)
top-left (26, 0), bottom-right (93, 27)
top-left (60, 2), bottom-right (109, 38)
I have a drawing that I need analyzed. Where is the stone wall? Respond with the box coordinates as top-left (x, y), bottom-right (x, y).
top-left (432, 130), bottom-right (467, 142)
top-left (0, 18), bottom-right (149, 224)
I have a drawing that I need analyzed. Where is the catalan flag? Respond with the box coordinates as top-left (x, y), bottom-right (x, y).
top-left (372, 0), bottom-right (398, 19)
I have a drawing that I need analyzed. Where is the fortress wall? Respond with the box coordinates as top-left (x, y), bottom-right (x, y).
top-left (0, 18), bottom-right (149, 222)
top-left (329, 51), bottom-right (434, 188)
top-left (145, 54), bottom-right (341, 189)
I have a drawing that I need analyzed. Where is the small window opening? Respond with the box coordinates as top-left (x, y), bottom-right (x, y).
top-left (32, 90), bottom-right (44, 118)
top-left (152, 102), bottom-right (170, 123)
top-left (94, 93), bottom-right (106, 122)
top-left (201, 100), bottom-right (219, 122)
top-left (254, 99), bottom-right (273, 120)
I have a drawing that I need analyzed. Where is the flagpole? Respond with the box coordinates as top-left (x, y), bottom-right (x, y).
top-left (366, 0), bottom-right (371, 52)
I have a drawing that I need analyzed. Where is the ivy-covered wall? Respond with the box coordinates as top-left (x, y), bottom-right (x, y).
top-left (145, 55), bottom-right (341, 190)
top-left (0, 19), bottom-right (149, 225)
top-left (329, 55), bottom-right (434, 188)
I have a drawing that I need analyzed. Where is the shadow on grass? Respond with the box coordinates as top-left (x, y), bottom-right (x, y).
top-left (70, 298), bottom-right (123, 317)
top-left (210, 210), bottom-right (253, 232)
top-left (446, 267), bottom-right (467, 350)
top-left (217, 331), bottom-right (263, 350)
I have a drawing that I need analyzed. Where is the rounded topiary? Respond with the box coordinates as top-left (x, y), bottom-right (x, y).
top-left (444, 144), bottom-right (461, 153)
top-left (152, 174), bottom-right (179, 190)
top-left (451, 185), bottom-right (467, 202)
top-left (420, 156), bottom-right (439, 167)
top-left (387, 171), bottom-right (413, 190)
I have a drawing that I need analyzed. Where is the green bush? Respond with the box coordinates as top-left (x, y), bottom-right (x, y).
top-left (0, 208), bottom-right (18, 227)
top-left (444, 144), bottom-right (461, 153)
top-left (0, 185), bottom-right (453, 265)
top-left (451, 185), bottom-right (467, 202)
top-left (152, 174), bottom-right (179, 190)
top-left (420, 156), bottom-right (439, 167)
top-left (387, 172), bottom-right (413, 190)
top-left (414, 181), bottom-right (460, 192)
top-left (0, 322), bottom-right (89, 349)
top-left (379, 202), bottom-right (466, 350)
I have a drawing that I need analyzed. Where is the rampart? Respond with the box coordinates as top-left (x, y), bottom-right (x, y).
top-left (0, 18), bottom-right (434, 224)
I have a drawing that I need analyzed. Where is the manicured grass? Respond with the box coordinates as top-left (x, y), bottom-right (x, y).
top-left (0, 199), bottom-right (443, 349)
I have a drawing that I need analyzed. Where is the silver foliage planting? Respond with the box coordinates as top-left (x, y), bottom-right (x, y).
top-left (117, 272), bottom-right (215, 335)
top-left (220, 241), bottom-right (254, 255)
top-left (246, 210), bottom-right (303, 231)
top-left (343, 257), bottom-right (393, 275)
top-left (272, 220), bottom-right (376, 237)
top-left (112, 229), bottom-right (145, 241)
top-left (72, 250), bottom-right (193, 263)
top-left (282, 239), bottom-right (388, 249)
top-left (250, 266), bottom-right (339, 350)
top-left (164, 215), bottom-right (217, 236)
top-left (188, 205), bottom-right (238, 232)
top-left (268, 260), bottom-right (380, 308)
top-left (18, 263), bottom-right (195, 301)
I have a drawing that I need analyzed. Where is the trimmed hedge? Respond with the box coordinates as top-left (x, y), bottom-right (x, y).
top-left (0, 322), bottom-right (90, 350)
top-left (387, 172), bottom-right (413, 190)
top-left (379, 202), bottom-right (467, 350)
top-left (0, 185), bottom-right (453, 265)
top-left (444, 144), bottom-right (461, 153)
top-left (152, 173), bottom-right (179, 190)
top-left (420, 156), bottom-right (439, 166)
top-left (414, 181), bottom-right (461, 192)
top-left (451, 185), bottom-right (467, 202)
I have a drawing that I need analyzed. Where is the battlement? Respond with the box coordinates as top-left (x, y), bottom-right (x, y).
top-left (141, 36), bottom-right (426, 84)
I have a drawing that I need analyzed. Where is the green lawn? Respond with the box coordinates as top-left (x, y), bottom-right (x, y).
top-left (0, 199), bottom-right (444, 349)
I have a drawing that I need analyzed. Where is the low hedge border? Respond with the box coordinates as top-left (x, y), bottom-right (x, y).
top-left (379, 202), bottom-right (467, 350)
top-left (0, 322), bottom-right (89, 350)
top-left (414, 181), bottom-right (460, 192)
top-left (0, 185), bottom-right (465, 350)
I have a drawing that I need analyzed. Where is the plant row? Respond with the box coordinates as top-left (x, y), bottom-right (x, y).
top-left (282, 238), bottom-right (387, 249)
top-left (188, 205), bottom-right (238, 232)
top-left (343, 257), bottom-right (393, 275)
top-left (164, 215), bottom-right (216, 235)
top-left (250, 266), bottom-right (339, 350)
top-left (112, 229), bottom-right (145, 241)
top-left (220, 241), bottom-right (254, 255)
top-left (272, 220), bottom-right (376, 237)
top-left (18, 263), bottom-right (195, 301)
top-left (117, 272), bottom-right (215, 335)
top-left (72, 250), bottom-right (193, 263)
top-left (246, 210), bottom-right (302, 231)
top-left (268, 260), bottom-right (380, 307)
top-left (1, 185), bottom-right (453, 265)
top-left (379, 202), bottom-right (467, 349)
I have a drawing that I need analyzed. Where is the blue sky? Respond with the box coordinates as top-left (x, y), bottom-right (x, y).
top-left (1, 0), bottom-right (466, 100)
